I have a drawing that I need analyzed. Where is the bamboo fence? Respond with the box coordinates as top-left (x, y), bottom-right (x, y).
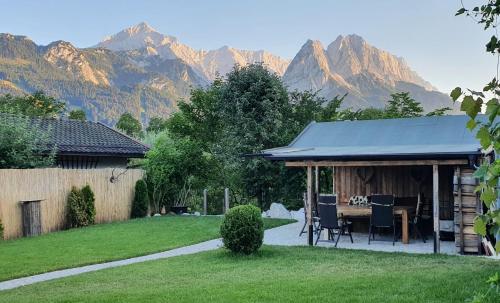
top-left (0, 168), bottom-right (143, 239)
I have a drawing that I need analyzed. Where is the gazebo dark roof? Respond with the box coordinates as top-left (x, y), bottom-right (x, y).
top-left (0, 113), bottom-right (149, 157)
top-left (262, 115), bottom-right (483, 161)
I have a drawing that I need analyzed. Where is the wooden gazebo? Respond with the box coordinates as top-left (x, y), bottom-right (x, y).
top-left (262, 115), bottom-right (486, 254)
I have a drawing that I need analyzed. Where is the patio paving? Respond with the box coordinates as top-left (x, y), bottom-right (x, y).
top-left (263, 220), bottom-right (457, 255)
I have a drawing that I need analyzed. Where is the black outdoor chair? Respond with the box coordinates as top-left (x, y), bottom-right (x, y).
top-left (368, 194), bottom-right (396, 246)
top-left (315, 195), bottom-right (353, 247)
top-left (299, 193), bottom-right (320, 236)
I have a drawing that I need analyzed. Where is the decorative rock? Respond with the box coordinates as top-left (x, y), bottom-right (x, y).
top-left (290, 208), bottom-right (305, 221)
top-left (262, 211), bottom-right (270, 218)
top-left (194, 211), bottom-right (201, 216)
top-left (153, 213), bottom-right (162, 217)
top-left (266, 203), bottom-right (292, 219)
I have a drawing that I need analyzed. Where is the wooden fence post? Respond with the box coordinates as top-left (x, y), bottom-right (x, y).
top-left (203, 189), bottom-right (208, 216)
top-left (224, 188), bottom-right (230, 213)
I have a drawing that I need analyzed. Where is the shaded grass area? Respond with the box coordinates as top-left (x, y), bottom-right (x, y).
top-left (0, 246), bottom-right (498, 303)
top-left (0, 216), bottom-right (293, 281)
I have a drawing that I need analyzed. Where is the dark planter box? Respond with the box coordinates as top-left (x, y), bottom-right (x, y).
top-left (170, 206), bottom-right (188, 214)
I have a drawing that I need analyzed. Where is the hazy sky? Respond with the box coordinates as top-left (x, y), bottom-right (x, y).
top-left (0, 0), bottom-right (495, 93)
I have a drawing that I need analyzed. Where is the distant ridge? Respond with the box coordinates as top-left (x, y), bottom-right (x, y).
top-left (95, 22), bottom-right (290, 80)
top-left (0, 23), bottom-right (456, 124)
top-left (283, 35), bottom-right (454, 111)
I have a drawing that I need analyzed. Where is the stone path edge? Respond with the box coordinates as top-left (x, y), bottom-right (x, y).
top-left (0, 222), bottom-right (297, 291)
top-left (0, 238), bottom-right (223, 291)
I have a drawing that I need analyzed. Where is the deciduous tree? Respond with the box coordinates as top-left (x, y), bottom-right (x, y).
top-left (146, 117), bottom-right (168, 133)
top-left (116, 113), bottom-right (142, 138)
top-left (0, 116), bottom-right (55, 168)
top-left (68, 109), bottom-right (86, 121)
top-left (0, 91), bottom-right (65, 118)
top-left (384, 92), bottom-right (424, 118)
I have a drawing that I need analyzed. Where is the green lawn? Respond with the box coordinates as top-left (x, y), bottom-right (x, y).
top-left (0, 246), bottom-right (497, 303)
top-left (0, 216), bottom-right (293, 281)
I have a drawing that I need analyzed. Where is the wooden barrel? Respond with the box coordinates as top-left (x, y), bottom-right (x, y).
top-left (21, 200), bottom-right (42, 237)
top-left (453, 168), bottom-right (481, 254)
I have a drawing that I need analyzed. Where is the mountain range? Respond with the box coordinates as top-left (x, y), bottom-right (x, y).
top-left (0, 22), bottom-right (455, 124)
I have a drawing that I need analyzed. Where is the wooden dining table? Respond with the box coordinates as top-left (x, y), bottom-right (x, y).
top-left (337, 205), bottom-right (415, 244)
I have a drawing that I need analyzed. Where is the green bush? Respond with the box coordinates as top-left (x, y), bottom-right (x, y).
top-left (81, 185), bottom-right (96, 225)
top-left (67, 185), bottom-right (95, 228)
top-left (0, 219), bottom-right (3, 240)
top-left (67, 187), bottom-right (87, 228)
top-left (131, 179), bottom-right (150, 218)
top-left (0, 116), bottom-right (55, 168)
top-left (220, 205), bottom-right (264, 254)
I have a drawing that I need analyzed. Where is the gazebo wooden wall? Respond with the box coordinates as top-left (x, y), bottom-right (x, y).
top-left (334, 166), bottom-right (455, 218)
top-left (453, 167), bottom-right (482, 254)
top-left (286, 159), bottom-right (480, 254)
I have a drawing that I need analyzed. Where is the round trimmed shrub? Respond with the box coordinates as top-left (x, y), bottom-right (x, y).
top-left (131, 179), bottom-right (150, 218)
top-left (220, 205), bottom-right (264, 254)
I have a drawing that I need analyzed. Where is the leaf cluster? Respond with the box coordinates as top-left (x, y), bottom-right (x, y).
top-left (67, 185), bottom-right (96, 228)
top-left (131, 179), bottom-right (150, 218)
top-left (0, 116), bottom-right (55, 168)
top-left (454, 0), bottom-right (500, 253)
top-left (0, 91), bottom-right (65, 118)
top-left (116, 113), bottom-right (143, 138)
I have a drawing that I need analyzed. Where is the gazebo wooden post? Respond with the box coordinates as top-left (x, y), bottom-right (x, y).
top-left (315, 166), bottom-right (319, 199)
top-left (332, 166), bottom-right (335, 195)
top-left (433, 164), bottom-right (440, 253)
top-left (455, 166), bottom-right (464, 254)
top-left (307, 164), bottom-right (313, 246)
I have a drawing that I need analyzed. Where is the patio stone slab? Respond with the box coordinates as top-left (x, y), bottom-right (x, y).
top-left (263, 220), bottom-right (457, 255)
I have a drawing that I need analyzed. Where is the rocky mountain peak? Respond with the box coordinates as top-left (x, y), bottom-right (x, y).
top-left (46, 40), bottom-right (77, 52)
top-left (283, 38), bottom-right (354, 98)
top-left (43, 40), bottom-right (109, 87)
top-left (283, 36), bottom-right (448, 111)
top-left (290, 39), bottom-right (330, 73)
top-left (94, 24), bottom-right (290, 79)
top-left (126, 22), bottom-right (157, 35)
top-left (303, 39), bottom-right (324, 51)
top-left (324, 34), bottom-right (435, 90)
top-left (96, 22), bottom-right (177, 51)
top-left (0, 33), bottom-right (30, 42)
top-left (331, 34), bottom-right (365, 48)
top-left (0, 29), bottom-right (456, 123)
